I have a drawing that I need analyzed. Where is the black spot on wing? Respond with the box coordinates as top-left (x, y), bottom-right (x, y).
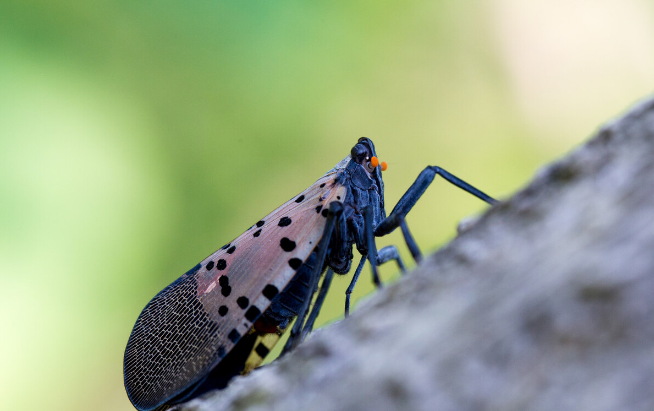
top-left (295, 195), bottom-right (305, 203)
top-left (217, 259), bottom-right (227, 270)
top-left (278, 217), bottom-right (292, 227)
top-left (255, 343), bottom-right (270, 358)
top-left (315, 205), bottom-right (322, 214)
top-left (288, 258), bottom-right (302, 270)
top-left (227, 246), bottom-right (236, 254)
top-left (253, 229), bottom-right (261, 237)
top-left (205, 261), bottom-right (214, 271)
top-left (218, 305), bottom-right (228, 316)
top-left (262, 285), bottom-right (279, 300)
top-left (221, 243), bottom-right (230, 250)
top-left (245, 306), bottom-right (261, 322)
top-left (256, 220), bottom-right (265, 227)
top-left (228, 329), bottom-right (241, 343)
top-left (221, 286), bottom-right (232, 297)
top-left (219, 275), bottom-right (231, 297)
top-left (236, 296), bottom-right (249, 309)
top-left (280, 237), bottom-right (296, 252)
top-left (320, 183), bottom-right (326, 188)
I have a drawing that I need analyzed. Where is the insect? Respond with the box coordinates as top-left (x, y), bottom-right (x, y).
top-left (124, 138), bottom-right (497, 410)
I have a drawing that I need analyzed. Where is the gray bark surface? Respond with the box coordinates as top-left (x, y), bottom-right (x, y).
top-left (179, 97), bottom-right (654, 411)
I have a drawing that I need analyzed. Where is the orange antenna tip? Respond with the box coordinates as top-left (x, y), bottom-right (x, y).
top-left (370, 156), bottom-right (379, 168)
top-left (381, 161), bottom-right (388, 171)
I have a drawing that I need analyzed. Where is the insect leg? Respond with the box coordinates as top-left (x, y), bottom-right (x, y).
top-left (345, 254), bottom-right (367, 317)
top-left (301, 268), bottom-right (335, 337)
top-left (281, 201), bottom-right (342, 354)
top-left (376, 245), bottom-right (406, 273)
top-left (374, 166), bottom-right (497, 261)
top-left (363, 205), bottom-right (382, 288)
top-left (343, 246), bottom-right (405, 317)
top-left (400, 217), bottom-right (422, 262)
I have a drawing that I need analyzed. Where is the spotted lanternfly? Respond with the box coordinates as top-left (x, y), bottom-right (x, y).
top-left (124, 138), bottom-right (497, 410)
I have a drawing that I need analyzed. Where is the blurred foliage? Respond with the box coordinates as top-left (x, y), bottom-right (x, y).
top-left (0, 1), bottom-right (652, 410)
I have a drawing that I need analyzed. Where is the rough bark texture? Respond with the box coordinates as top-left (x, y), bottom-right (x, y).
top-left (178, 97), bottom-right (654, 411)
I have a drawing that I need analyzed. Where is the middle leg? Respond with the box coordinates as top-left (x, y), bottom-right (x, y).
top-left (344, 245), bottom-right (406, 317)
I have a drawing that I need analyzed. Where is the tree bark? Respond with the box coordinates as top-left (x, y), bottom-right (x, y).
top-left (179, 96), bottom-right (654, 411)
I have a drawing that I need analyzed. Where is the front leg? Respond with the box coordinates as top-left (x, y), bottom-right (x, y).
top-left (375, 166), bottom-right (497, 261)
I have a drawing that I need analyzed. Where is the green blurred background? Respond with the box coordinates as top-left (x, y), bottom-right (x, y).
top-left (1, 1), bottom-right (652, 410)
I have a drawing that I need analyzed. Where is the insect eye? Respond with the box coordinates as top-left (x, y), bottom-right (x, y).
top-left (351, 143), bottom-right (368, 163)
